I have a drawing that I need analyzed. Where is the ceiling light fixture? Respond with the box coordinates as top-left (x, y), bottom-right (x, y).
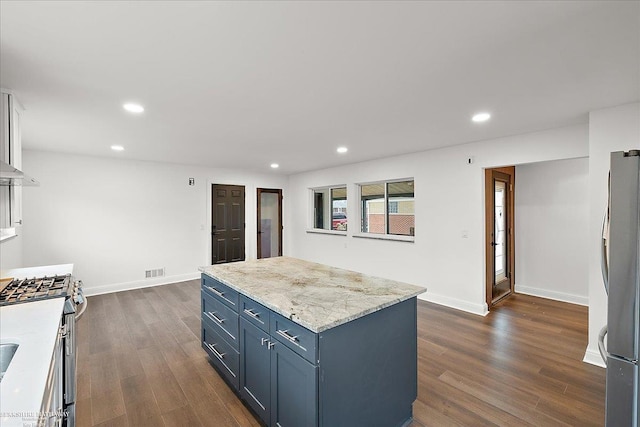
top-left (270, 163), bottom-right (279, 169)
top-left (111, 145), bottom-right (124, 151)
top-left (472, 112), bottom-right (491, 123)
top-left (123, 103), bottom-right (144, 113)
top-left (337, 147), bottom-right (348, 154)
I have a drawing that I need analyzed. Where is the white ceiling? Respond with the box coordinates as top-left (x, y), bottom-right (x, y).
top-left (1, 1), bottom-right (638, 175)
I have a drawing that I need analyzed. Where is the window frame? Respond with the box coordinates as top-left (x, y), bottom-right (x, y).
top-left (357, 178), bottom-right (415, 242)
top-left (307, 185), bottom-right (348, 235)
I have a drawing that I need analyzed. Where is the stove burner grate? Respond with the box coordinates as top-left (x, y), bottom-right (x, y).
top-left (0, 275), bottom-right (71, 306)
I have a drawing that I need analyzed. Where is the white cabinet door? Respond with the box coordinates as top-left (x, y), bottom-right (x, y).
top-left (0, 93), bottom-right (9, 163)
top-left (0, 91), bottom-right (24, 231)
top-left (10, 97), bottom-right (22, 226)
top-left (0, 93), bottom-right (11, 231)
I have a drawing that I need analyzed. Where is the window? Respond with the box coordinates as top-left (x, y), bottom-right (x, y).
top-left (312, 186), bottom-right (347, 231)
top-left (360, 179), bottom-right (414, 236)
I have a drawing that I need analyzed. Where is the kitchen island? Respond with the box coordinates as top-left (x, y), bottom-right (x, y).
top-left (199, 257), bottom-right (425, 427)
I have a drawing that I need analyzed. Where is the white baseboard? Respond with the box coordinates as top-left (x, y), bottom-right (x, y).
top-left (583, 347), bottom-right (606, 368)
top-left (418, 292), bottom-right (489, 316)
top-left (515, 284), bottom-right (588, 306)
top-left (83, 271), bottom-right (201, 297)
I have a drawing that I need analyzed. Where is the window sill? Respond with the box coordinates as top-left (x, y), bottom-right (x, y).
top-left (352, 233), bottom-right (415, 243)
top-left (305, 229), bottom-right (348, 236)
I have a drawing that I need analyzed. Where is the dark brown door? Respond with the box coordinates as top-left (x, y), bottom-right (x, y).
top-left (257, 188), bottom-right (282, 259)
top-left (212, 184), bottom-right (245, 264)
top-left (485, 167), bottom-right (515, 307)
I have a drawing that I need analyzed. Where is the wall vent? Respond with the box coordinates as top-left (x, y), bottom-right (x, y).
top-left (145, 268), bottom-right (165, 278)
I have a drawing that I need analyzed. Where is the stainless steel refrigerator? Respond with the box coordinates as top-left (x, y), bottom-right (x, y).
top-left (600, 150), bottom-right (640, 427)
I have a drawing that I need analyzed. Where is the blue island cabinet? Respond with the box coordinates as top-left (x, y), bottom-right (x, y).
top-left (202, 274), bottom-right (418, 427)
top-left (240, 318), bottom-right (318, 427)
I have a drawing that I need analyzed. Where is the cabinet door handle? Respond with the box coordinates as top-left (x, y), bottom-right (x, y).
top-left (267, 341), bottom-right (276, 350)
top-left (261, 337), bottom-right (269, 346)
top-left (206, 311), bottom-right (224, 324)
top-left (207, 342), bottom-right (226, 359)
top-left (276, 329), bottom-right (299, 344)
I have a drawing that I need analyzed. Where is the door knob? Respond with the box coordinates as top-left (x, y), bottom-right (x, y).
top-left (490, 242), bottom-right (498, 246)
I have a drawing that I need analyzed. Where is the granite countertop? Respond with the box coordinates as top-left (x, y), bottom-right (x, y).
top-left (0, 298), bottom-right (66, 427)
top-left (199, 257), bottom-right (426, 333)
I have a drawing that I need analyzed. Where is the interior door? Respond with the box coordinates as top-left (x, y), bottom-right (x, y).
top-left (485, 167), bottom-right (515, 307)
top-left (212, 184), bottom-right (245, 264)
top-left (257, 188), bottom-right (282, 259)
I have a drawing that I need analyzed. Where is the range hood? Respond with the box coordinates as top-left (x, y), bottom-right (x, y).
top-left (0, 160), bottom-right (39, 186)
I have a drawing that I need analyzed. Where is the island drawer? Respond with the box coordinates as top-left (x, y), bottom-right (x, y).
top-left (239, 295), bottom-right (270, 333)
top-left (203, 320), bottom-right (240, 391)
top-left (202, 290), bottom-right (239, 349)
top-left (202, 275), bottom-right (239, 312)
top-left (270, 312), bottom-right (317, 364)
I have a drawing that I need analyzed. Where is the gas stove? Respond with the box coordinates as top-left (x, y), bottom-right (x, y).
top-left (0, 274), bottom-right (72, 306)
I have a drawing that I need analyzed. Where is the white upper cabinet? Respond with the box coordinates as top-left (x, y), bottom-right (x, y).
top-left (0, 90), bottom-right (25, 238)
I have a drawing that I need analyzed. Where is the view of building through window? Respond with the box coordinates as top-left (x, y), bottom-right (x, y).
top-left (361, 180), bottom-right (414, 236)
top-left (331, 187), bottom-right (347, 230)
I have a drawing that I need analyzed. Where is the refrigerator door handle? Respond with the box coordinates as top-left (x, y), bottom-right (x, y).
top-left (601, 208), bottom-right (610, 295)
top-left (598, 325), bottom-right (608, 365)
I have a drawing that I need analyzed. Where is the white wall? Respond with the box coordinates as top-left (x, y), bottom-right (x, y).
top-left (16, 150), bottom-right (287, 295)
top-left (515, 158), bottom-right (589, 305)
top-left (584, 102), bottom-right (640, 367)
top-left (286, 124), bottom-right (588, 315)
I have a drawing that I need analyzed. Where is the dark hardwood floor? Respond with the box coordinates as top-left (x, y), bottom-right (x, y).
top-left (76, 281), bottom-right (605, 426)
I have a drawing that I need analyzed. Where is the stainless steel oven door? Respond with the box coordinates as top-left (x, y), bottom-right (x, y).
top-left (63, 312), bottom-right (75, 405)
top-left (63, 311), bottom-right (76, 425)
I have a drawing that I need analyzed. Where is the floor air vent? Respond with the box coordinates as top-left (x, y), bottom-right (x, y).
top-left (145, 268), bottom-right (165, 278)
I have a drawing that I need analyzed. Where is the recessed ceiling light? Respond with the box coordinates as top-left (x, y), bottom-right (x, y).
top-left (337, 147), bottom-right (348, 154)
top-left (123, 103), bottom-right (144, 113)
top-left (270, 163), bottom-right (279, 169)
top-left (472, 112), bottom-right (491, 123)
top-left (111, 145), bottom-right (124, 151)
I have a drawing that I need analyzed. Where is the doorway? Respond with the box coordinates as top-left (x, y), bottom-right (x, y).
top-left (211, 184), bottom-right (245, 264)
top-left (257, 188), bottom-right (282, 258)
top-left (485, 167), bottom-right (515, 307)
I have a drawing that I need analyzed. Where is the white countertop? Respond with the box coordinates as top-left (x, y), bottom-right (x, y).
top-left (0, 298), bottom-right (65, 427)
top-left (200, 257), bottom-right (426, 333)
top-left (1, 264), bottom-right (74, 280)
